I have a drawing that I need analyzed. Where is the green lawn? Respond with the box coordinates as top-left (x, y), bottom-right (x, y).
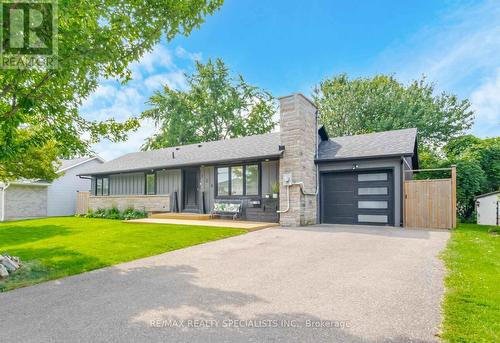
top-left (0, 217), bottom-right (245, 292)
top-left (441, 223), bottom-right (500, 342)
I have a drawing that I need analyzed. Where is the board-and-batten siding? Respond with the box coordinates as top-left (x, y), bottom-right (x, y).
top-left (200, 166), bottom-right (215, 212)
top-left (110, 173), bottom-right (145, 195)
top-left (157, 169), bottom-right (182, 211)
top-left (157, 170), bottom-right (182, 195)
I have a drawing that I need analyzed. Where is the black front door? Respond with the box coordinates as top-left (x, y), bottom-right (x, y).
top-left (183, 168), bottom-right (199, 212)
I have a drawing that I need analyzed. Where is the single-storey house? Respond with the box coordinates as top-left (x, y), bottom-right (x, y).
top-left (80, 94), bottom-right (418, 227)
top-left (475, 191), bottom-right (499, 226)
top-left (0, 156), bottom-right (104, 221)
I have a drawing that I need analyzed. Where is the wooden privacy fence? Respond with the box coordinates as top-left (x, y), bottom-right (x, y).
top-left (404, 166), bottom-right (457, 229)
top-left (76, 191), bottom-right (90, 215)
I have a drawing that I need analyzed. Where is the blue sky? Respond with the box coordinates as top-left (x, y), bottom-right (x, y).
top-left (82, 0), bottom-right (500, 160)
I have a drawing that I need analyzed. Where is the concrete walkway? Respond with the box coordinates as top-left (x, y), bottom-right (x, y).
top-left (0, 225), bottom-right (449, 343)
top-left (127, 218), bottom-right (279, 230)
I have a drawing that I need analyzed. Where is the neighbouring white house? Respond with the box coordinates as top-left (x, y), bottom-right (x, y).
top-left (475, 191), bottom-right (500, 226)
top-left (0, 156), bottom-right (104, 221)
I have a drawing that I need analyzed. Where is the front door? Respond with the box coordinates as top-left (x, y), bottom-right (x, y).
top-left (183, 168), bottom-right (199, 212)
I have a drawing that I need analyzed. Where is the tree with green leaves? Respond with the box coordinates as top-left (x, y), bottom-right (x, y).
top-left (141, 58), bottom-right (277, 149)
top-left (0, 0), bottom-right (224, 181)
top-left (313, 74), bottom-right (474, 148)
top-left (418, 135), bottom-right (500, 221)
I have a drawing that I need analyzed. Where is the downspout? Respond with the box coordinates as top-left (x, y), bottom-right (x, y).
top-left (1, 183), bottom-right (10, 222)
top-left (277, 184), bottom-right (290, 213)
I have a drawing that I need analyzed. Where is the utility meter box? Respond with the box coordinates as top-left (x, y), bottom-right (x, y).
top-left (283, 173), bottom-right (293, 186)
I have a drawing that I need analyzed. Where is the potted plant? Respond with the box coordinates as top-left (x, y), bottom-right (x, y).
top-left (271, 182), bottom-right (280, 199)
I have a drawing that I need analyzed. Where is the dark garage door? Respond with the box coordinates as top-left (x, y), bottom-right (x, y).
top-left (321, 170), bottom-right (394, 225)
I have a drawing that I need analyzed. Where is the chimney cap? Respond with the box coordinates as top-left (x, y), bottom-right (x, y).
top-left (277, 93), bottom-right (316, 108)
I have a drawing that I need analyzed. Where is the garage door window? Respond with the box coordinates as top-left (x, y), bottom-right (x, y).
top-left (358, 187), bottom-right (388, 195)
top-left (358, 173), bottom-right (387, 182)
top-left (358, 201), bottom-right (388, 209)
top-left (358, 214), bottom-right (388, 223)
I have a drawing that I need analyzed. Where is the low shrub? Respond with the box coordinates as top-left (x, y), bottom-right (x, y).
top-left (105, 207), bottom-right (122, 220)
top-left (122, 208), bottom-right (148, 220)
top-left (83, 208), bottom-right (148, 220)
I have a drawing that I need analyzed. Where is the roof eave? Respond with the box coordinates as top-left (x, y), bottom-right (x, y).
top-left (474, 191), bottom-right (500, 200)
top-left (79, 153), bottom-right (282, 177)
top-left (315, 152), bottom-right (414, 164)
top-left (57, 156), bottom-right (105, 174)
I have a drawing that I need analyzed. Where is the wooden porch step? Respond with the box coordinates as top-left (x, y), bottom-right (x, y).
top-left (150, 212), bottom-right (212, 220)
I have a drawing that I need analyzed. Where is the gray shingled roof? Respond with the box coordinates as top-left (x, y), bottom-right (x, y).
top-left (317, 128), bottom-right (417, 161)
top-left (58, 157), bottom-right (98, 172)
top-left (81, 132), bottom-right (282, 175)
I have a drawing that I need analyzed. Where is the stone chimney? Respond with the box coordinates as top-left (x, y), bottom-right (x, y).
top-left (278, 94), bottom-right (318, 226)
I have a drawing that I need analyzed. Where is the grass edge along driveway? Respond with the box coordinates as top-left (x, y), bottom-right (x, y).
top-left (440, 223), bottom-right (499, 342)
top-left (0, 217), bottom-right (245, 292)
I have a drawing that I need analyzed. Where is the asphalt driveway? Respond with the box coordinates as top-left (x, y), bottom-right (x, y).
top-left (0, 224), bottom-right (449, 343)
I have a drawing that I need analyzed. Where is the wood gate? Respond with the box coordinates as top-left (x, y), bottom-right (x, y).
top-left (403, 166), bottom-right (457, 229)
top-left (76, 191), bottom-right (90, 215)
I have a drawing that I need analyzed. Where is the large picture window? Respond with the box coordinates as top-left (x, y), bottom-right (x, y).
top-left (216, 164), bottom-right (260, 197)
top-left (95, 176), bottom-right (109, 196)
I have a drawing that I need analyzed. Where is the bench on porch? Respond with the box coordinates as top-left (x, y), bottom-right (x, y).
top-left (210, 200), bottom-right (243, 220)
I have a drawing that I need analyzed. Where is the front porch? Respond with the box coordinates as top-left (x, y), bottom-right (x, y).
top-left (83, 160), bottom-right (280, 223)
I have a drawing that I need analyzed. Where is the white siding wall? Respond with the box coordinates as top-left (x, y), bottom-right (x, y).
top-left (47, 159), bottom-right (103, 217)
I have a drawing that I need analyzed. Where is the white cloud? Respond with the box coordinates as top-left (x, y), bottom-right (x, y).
top-left (130, 44), bottom-right (174, 79)
top-left (80, 45), bottom-right (199, 160)
top-left (376, 0), bottom-right (500, 138)
top-left (470, 68), bottom-right (500, 137)
top-left (175, 46), bottom-right (202, 62)
top-left (379, 1), bottom-right (500, 86)
top-left (93, 120), bottom-right (157, 161)
top-left (144, 71), bottom-right (187, 91)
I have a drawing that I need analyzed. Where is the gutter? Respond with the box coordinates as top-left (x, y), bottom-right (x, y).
top-left (315, 152), bottom-right (414, 164)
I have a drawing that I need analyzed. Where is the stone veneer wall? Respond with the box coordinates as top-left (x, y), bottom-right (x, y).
top-left (89, 195), bottom-right (170, 212)
top-left (278, 94), bottom-right (318, 226)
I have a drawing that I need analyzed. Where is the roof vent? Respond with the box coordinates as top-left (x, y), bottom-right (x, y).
top-left (198, 144), bottom-right (202, 148)
top-left (175, 147), bottom-right (180, 151)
